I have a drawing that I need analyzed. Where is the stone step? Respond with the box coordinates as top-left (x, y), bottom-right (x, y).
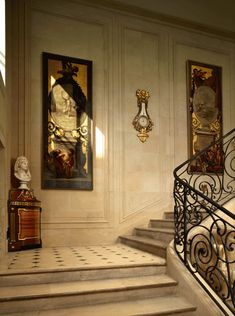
top-left (227, 298), bottom-right (235, 314)
top-left (0, 261), bottom-right (166, 287)
top-left (135, 227), bottom-right (174, 243)
top-left (164, 211), bottom-right (174, 220)
top-left (7, 296), bottom-right (197, 316)
top-left (149, 219), bottom-right (175, 229)
top-left (0, 274), bottom-right (178, 314)
top-left (119, 235), bottom-right (168, 257)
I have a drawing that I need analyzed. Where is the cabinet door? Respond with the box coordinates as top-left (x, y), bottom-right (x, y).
top-left (18, 208), bottom-right (41, 240)
top-left (8, 206), bottom-right (42, 251)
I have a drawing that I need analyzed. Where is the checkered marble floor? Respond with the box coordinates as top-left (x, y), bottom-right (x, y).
top-left (0, 244), bottom-right (165, 272)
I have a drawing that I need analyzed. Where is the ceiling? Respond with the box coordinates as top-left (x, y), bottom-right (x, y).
top-left (109, 0), bottom-right (235, 35)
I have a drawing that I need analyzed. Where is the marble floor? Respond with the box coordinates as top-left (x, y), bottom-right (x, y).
top-left (0, 244), bottom-right (165, 272)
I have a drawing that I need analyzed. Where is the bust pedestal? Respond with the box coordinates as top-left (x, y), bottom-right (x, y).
top-left (8, 189), bottom-right (42, 252)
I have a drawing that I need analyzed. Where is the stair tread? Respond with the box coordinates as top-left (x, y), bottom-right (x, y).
top-left (0, 274), bottom-right (177, 300)
top-left (120, 235), bottom-right (169, 248)
top-left (150, 219), bottom-right (174, 222)
top-left (0, 260), bottom-right (166, 277)
top-left (7, 295), bottom-right (196, 315)
top-left (136, 227), bottom-right (174, 234)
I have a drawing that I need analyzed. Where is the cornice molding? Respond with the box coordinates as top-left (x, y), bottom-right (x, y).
top-left (71, 0), bottom-right (235, 42)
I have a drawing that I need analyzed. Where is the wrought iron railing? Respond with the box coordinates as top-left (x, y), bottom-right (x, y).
top-left (173, 128), bottom-right (235, 315)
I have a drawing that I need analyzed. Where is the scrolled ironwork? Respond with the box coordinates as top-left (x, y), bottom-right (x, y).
top-left (174, 128), bottom-right (235, 315)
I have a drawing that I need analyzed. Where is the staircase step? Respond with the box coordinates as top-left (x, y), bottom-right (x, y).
top-left (7, 296), bottom-right (197, 316)
top-left (135, 227), bottom-right (174, 243)
top-left (0, 261), bottom-right (166, 287)
top-left (227, 299), bottom-right (235, 314)
top-left (0, 275), bottom-right (178, 314)
top-left (119, 235), bottom-right (168, 257)
top-left (149, 219), bottom-right (175, 229)
top-left (164, 211), bottom-right (174, 220)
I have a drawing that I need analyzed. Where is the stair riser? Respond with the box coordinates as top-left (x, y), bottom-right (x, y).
top-left (135, 229), bottom-right (174, 243)
top-left (0, 265), bottom-right (166, 287)
top-left (164, 212), bottom-right (174, 220)
top-left (137, 311), bottom-right (196, 316)
top-left (120, 238), bottom-right (166, 258)
top-left (149, 220), bottom-right (174, 229)
top-left (0, 286), bottom-right (177, 314)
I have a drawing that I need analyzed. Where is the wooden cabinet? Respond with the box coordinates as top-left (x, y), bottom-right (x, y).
top-left (8, 189), bottom-right (42, 252)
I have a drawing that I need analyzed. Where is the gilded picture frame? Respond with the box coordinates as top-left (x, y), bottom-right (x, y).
top-left (186, 60), bottom-right (223, 173)
top-left (42, 52), bottom-right (93, 190)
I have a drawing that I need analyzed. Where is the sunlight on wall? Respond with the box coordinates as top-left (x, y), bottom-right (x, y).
top-left (0, 0), bottom-right (5, 85)
top-left (96, 126), bottom-right (105, 158)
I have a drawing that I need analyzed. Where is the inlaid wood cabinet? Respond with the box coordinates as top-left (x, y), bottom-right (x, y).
top-left (8, 189), bottom-right (42, 251)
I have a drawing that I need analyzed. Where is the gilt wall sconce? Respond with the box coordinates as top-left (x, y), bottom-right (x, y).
top-left (132, 89), bottom-right (154, 143)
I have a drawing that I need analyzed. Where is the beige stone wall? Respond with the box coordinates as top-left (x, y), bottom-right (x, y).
top-left (0, 72), bottom-right (7, 255)
top-left (5, 0), bottom-right (235, 247)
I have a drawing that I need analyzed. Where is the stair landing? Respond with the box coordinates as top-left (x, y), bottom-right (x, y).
top-left (0, 244), bottom-right (165, 272)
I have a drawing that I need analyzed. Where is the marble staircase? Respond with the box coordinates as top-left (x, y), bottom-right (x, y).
top-left (119, 212), bottom-right (175, 258)
top-left (0, 211), bottom-right (197, 315)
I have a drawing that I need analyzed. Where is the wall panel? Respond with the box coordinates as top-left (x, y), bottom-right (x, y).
top-left (171, 30), bottom-right (234, 166)
top-left (29, 3), bottom-right (113, 235)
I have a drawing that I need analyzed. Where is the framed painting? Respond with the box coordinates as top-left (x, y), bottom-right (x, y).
top-left (42, 52), bottom-right (93, 190)
top-left (186, 60), bottom-right (223, 173)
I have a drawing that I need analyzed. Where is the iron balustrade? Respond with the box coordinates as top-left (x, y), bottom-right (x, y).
top-left (173, 128), bottom-right (235, 315)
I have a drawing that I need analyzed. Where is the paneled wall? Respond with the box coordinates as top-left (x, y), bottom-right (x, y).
top-left (0, 72), bottom-right (7, 255)
top-left (6, 0), bottom-right (235, 247)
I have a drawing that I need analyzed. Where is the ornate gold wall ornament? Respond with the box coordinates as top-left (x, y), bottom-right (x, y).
top-left (132, 89), bottom-right (154, 143)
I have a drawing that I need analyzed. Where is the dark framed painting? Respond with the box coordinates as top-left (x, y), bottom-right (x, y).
top-left (186, 60), bottom-right (223, 173)
top-left (42, 52), bottom-right (93, 190)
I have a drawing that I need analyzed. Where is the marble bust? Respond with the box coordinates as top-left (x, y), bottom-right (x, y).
top-left (14, 156), bottom-right (31, 189)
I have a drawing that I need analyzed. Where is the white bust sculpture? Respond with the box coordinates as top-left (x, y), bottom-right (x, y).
top-left (14, 156), bottom-right (31, 189)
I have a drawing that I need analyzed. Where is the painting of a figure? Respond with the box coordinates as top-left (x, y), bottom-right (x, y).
top-left (187, 60), bottom-right (223, 173)
top-left (42, 52), bottom-right (93, 190)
